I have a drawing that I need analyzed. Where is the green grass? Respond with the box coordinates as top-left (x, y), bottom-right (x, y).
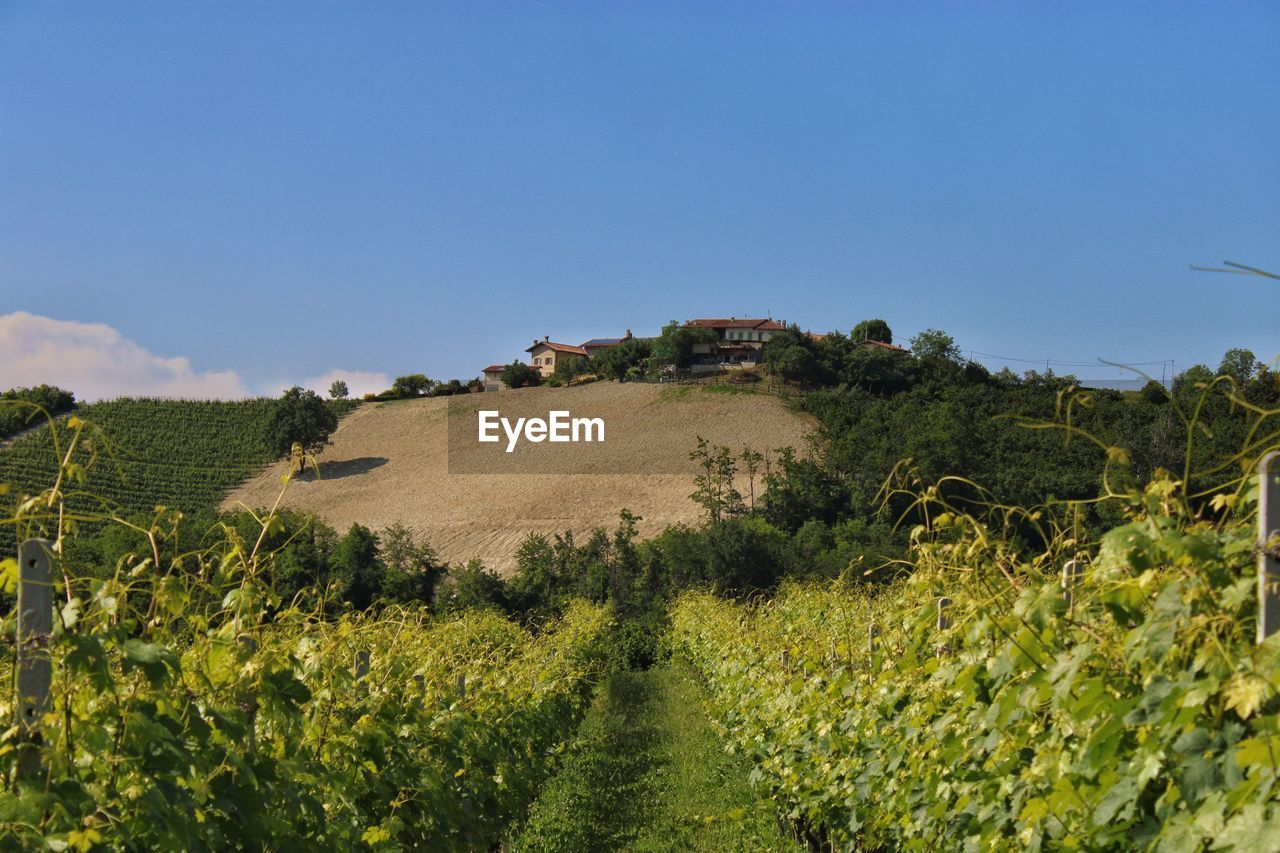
top-left (510, 662), bottom-right (797, 852)
top-left (699, 382), bottom-right (763, 395)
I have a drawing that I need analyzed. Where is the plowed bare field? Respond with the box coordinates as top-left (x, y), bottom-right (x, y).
top-left (223, 382), bottom-right (815, 574)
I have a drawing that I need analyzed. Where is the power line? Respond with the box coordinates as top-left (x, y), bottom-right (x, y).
top-left (966, 350), bottom-right (1173, 369)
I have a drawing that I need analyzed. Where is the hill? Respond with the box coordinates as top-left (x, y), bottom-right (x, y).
top-left (0, 397), bottom-right (357, 551)
top-left (223, 382), bottom-right (816, 574)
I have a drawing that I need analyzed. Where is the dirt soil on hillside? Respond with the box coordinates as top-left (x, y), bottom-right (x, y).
top-left (222, 382), bottom-right (817, 575)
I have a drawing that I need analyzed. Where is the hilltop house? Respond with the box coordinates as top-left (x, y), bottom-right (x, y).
top-left (858, 339), bottom-right (909, 353)
top-left (684, 317), bottom-right (787, 371)
top-left (481, 364), bottom-right (508, 392)
top-left (580, 329), bottom-right (636, 358)
top-left (525, 337), bottom-right (589, 378)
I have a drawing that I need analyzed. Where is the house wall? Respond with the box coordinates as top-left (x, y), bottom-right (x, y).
top-left (529, 343), bottom-right (570, 373)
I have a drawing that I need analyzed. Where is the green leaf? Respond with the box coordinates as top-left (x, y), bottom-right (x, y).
top-left (0, 558), bottom-right (17, 594)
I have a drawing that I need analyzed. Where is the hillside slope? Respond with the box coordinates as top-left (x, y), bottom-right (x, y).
top-left (223, 382), bottom-right (815, 574)
top-left (0, 398), bottom-right (356, 552)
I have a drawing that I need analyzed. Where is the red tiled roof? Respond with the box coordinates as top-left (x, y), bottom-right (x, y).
top-left (525, 340), bottom-right (588, 356)
top-left (859, 339), bottom-right (909, 352)
top-left (482, 364), bottom-right (508, 374)
top-left (686, 318), bottom-right (786, 331)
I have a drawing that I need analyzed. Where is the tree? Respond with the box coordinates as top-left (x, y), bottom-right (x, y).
top-left (1173, 364), bottom-right (1214, 395)
top-left (437, 560), bottom-right (509, 614)
top-left (499, 361), bottom-right (539, 388)
top-left (266, 386), bottom-right (339, 463)
top-left (851, 318), bottom-right (893, 344)
top-left (0, 384), bottom-right (76, 440)
top-left (328, 379), bottom-right (349, 400)
top-left (689, 437), bottom-right (744, 523)
top-left (769, 344), bottom-right (820, 383)
top-left (391, 374), bottom-right (433, 398)
top-left (430, 379), bottom-right (466, 397)
top-left (330, 523), bottom-right (383, 610)
top-left (909, 329), bottom-right (962, 363)
top-left (763, 325), bottom-right (824, 384)
top-left (741, 448), bottom-right (765, 514)
top-left (651, 322), bottom-right (718, 371)
top-left (592, 338), bottom-right (652, 381)
top-left (553, 355), bottom-right (588, 383)
top-left (379, 522), bottom-right (444, 603)
top-left (1218, 348), bottom-right (1259, 383)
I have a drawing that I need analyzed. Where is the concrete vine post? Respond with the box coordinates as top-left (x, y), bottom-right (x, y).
top-left (354, 650), bottom-right (370, 683)
top-left (15, 539), bottom-right (53, 781)
top-left (1258, 451), bottom-right (1280, 643)
top-left (1061, 558), bottom-right (1083, 617)
top-left (936, 596), bottom-right (952, 658)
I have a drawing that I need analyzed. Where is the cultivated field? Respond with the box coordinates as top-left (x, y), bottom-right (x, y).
top-left (223, 382), bottom-right (816, 574)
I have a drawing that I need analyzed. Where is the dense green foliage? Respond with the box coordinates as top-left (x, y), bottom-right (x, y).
top-left (0, 385), bottom-right (75, 440)
top-left (759, 346), bottom-right (1278, 548)
top-left (0, 575), bottom-right (609, 849)
top-left (267, 386), bottom-right (342, 460)
top-left (675, 485), bottom-right (1280, 850)
top-left (551, 355), bottom-right (588, 383)
top-left (0, 397), bottom-right (357, 555)
top-left (849, 318), bottom-right (892, 344)
top-left (0, 428), bottom-right (609, 849)
top-left (671, 374), bottom-right (1280, 850)
top-left (500, 361), bottom-right (540, 388)
top-left (589, 338), bottom-right (653, 381)
top-left (650, 322), bottom-right (719, 371)
top-left (391, 373), bottom-right (433, 398)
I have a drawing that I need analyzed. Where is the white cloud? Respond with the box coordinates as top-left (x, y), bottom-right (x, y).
top-left (0, 312), bottom-right (393, 402)
top-left (264, 369), bottom-right (391, 399)
top-left (0, 311), bottom-right (250, 401)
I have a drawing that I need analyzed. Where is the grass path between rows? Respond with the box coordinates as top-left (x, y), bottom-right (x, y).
top-left (509, 662), bottom-right (799, 852)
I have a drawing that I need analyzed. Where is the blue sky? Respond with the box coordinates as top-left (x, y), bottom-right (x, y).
top-left (1, 1), bottom-right (1276, 398)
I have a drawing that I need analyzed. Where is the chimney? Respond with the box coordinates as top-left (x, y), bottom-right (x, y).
top-left (624, 328), bottom-right (632, 338)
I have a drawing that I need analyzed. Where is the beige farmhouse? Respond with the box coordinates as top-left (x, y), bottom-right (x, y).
top-left (525, 337), bottom-right (589, 378)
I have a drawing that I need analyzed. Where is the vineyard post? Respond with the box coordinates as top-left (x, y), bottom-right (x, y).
top-left (413, 674), bottom-right (425, 712)
top-left (869, 623), bottom-right (880, 654)
top-left (354, 650), bottom-right (370, 682)
top-left (15, 538), bottom-right (53, 781)
top-left (456, 674), bottom-right (466, 700)
top-left (1061, 559), bottom-right (1082, 617)
top-left (1258, 451), bottom-right (1280, 643)
top-left (936, 597), bottom-right (952, 657)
